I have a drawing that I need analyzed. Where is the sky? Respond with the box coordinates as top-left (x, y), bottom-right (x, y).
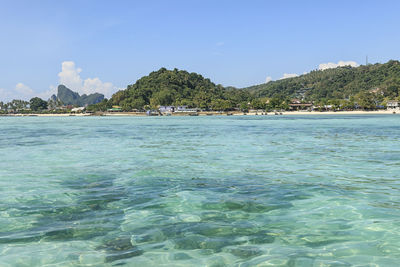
top-left (1, 0), bottom-right (400, 101)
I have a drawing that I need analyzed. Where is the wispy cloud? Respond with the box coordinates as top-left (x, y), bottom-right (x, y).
top-left (319, 60), bottom-right (359, 70)
top-left (14, 83), bottom-right (34, 96)
top-left (280, 73), bottom-right (298, 80)
top-left (0, 83), bottom-right (36, 102)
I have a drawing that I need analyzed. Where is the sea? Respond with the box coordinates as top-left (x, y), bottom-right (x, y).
top-left (0, 115), bottom-right (399, 266)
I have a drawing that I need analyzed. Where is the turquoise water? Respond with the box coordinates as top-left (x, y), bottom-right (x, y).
top-left (1, 115), bottom-right (400, 266)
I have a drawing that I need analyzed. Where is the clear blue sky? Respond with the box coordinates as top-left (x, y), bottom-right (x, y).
top-left (1, 0), bottom-right (400, 101)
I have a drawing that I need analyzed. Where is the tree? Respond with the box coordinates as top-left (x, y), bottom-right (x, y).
top-left (131, 98), bottom-right (146, 110)
top-left (267, 97), bottom-right (285, 110)
top-left (29, 97), bottom-right (48, 111)
top-left (86, 99), bottom-right (114, 112)
top-left (210, 99), bottom-right (233, 111)
top-left (250, 98), bottom-right (266, 110)
top-left (328, 99), bottom-right (340, 110)
top-left (383, 77), bottom-right (400, 98)
top-left (355, 92), bottom-right (375, 110)
top-left (107, 68), bottom-right (243, 110)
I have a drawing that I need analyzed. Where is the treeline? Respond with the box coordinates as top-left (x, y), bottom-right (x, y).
top-left (87, 61), bottom-right (400, 112)
top-left (88, 68), bottom-right (254, 112)
top-left (3, 60), bottom-right (400, 113)
top-left (0, 98), bottom-right (48, 114)
top-left (88, 68), bottom-right (254, 111)
top-left (244, 60), bottom-right (400, 101)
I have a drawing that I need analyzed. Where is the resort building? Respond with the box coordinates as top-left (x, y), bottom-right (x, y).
top-left (159, 105), bottom-right (199, 113)
top-left (159, 106), bottom-right (175, 113)
top-left (175, 107), bottom-right (199, 113)
top-left (289, 103), bottom-right (312, 110)
top-left (175, 106), bottom-right (189, 112)
top-left (71, 107), bottom-right (85, 113)
top-left (387, 100), bottom-right (399, 109)
top-left (289, 99), bottom-right (313, 111)
top-left (107, 106), bottom-right (122, 112)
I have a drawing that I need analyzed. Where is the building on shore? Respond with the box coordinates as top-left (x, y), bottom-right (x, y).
top-left (289, 99), bottom-right (313, 111)
top-left (159, 105), bottom-right (199, 114)
top-left (107, 106), bottom-right (122, 112)
top-left (175, 106), bottom-right (199, 113)
top-left (159, 106), bottom-right (175, 113)
top-left (387, 100), bottom-right (399, 110)
top-left (71, 107), bottom-right (85, 113)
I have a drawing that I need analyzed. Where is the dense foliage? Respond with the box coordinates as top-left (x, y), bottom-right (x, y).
top-left (244, 60), bottom-right (400, 101)
top-left (0, 99), bottom-right (29, 110)
top-left (89, 68), bottom-right (253, 111)
top-left (29, 97), bottom-right (48, 111)
top-left (86, 61), bottom-right (400, 112)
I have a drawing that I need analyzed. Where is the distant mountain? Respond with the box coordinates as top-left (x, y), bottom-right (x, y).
top-left (57, 85), bottom-right (104, 106)
top-left (49, 94), bottom-right (57, 102)
top-left (243, 60), bottom-right (400, 100)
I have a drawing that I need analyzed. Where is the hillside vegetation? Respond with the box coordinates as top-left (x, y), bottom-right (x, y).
top-left (95, 68), bottom-right (252, 111)
top-left (3, 61), bottom-right (400, 113)
top-left (87, 60), bottom-right (400, 112)
top-left (244, 60), bottom-right (400, 101)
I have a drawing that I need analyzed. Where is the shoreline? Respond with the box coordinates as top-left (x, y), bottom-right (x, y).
top-left (1, 110), bottom-right (398, 117)
top-left (281, 110), bottom-right (398, 115)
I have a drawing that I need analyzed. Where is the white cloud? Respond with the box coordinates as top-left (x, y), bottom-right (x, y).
top-left (58, 61), bottom-right (83, 92)
top-left (318, 60), bottom-right (359, 71)
top-left (265, 76), bottom-right (272, 83)
top-left (82, 78), bottom-right (114, 96)
top-left (14, 83), bottom-right (34, 96)
top-left (280, 73), bottom-right (298, 80)
top-left (57, 61), bottom-right (118, 97)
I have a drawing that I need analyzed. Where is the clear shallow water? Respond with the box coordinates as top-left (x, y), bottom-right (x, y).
top-left (0, 115), bottom-right (400, 266)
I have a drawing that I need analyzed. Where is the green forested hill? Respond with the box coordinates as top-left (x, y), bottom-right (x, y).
top-left (88, 60), bottom-right (400, 112)
top-left (105, 68), bottom-right (252, 111)
top-left (244, 60), bottom-right (400, 100)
